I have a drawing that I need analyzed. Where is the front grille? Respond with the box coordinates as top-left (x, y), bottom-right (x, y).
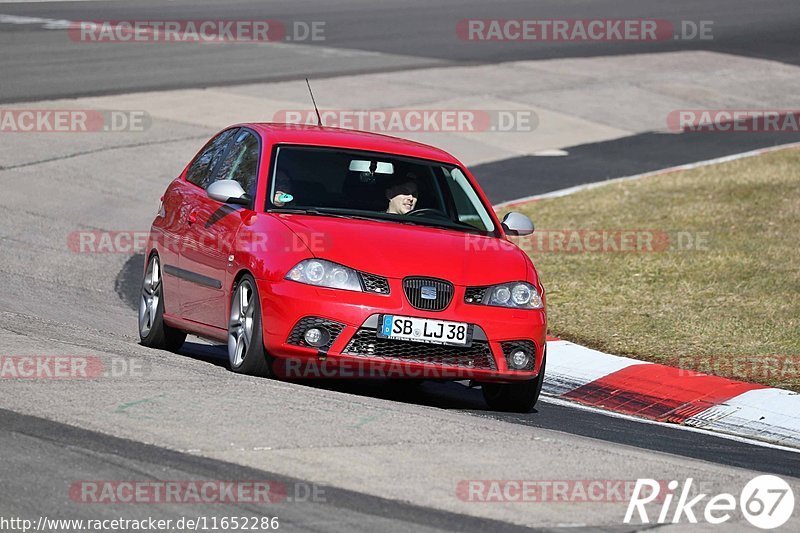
top-left (501, 340), bottom-right (537, 371)
top-left (359, 272), bottom-right (390, 294)
top-left (287, 316), bottom-right (345, 351)
top-left (402, 277), bottom-right (454, 311)
top-left (464, 286), bottom-right (488, 304)
top-left (343, 328), bottom-right (496, 370)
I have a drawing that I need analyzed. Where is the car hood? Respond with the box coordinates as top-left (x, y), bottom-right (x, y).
top-left (275, 214), bottom-right (529, 286)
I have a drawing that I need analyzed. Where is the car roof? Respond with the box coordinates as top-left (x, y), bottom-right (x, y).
top-left (238, 123), bottom-right (460, 165)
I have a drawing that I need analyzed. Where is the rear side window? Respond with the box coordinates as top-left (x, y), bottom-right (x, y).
top-left (215, 129), bottom-right (260, 197)
top-left (185, 128), bottom-right (238, 189)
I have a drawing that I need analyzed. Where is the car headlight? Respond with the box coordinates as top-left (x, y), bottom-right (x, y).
top-left (286, 259), bottom-right (362, 292)
top-left (484, 282), bottom-right (542, 309)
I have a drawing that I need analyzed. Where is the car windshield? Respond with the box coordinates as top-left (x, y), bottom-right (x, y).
top-left (267, 145), bottom-right (496, 235)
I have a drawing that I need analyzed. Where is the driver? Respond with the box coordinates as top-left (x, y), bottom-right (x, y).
top-left (385, 174), bottom-right (419, 215)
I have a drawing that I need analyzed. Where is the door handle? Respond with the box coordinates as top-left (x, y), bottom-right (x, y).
top-left (188, 211), bottom-right (197, 225)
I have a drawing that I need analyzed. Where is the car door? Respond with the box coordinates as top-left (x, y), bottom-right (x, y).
top-left (162, 128), bottom-right (238, 321)
top-left (153, 178), bottom-right (186, 318)
top-left (181, 128), bottom-right (261, 330)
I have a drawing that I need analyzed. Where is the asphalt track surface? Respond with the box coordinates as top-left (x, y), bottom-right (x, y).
top-left (109, 250), bottom-right (800, 481)
top-left (2, 1), bottom-right (800, 531)
top-left (0, 409), bottom-right (536, 533)
top-left (1, 0), bottom-right (799, 103)
top-left (3, 0), bottom-right (798, 203)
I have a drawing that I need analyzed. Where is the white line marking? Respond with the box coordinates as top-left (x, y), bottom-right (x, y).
top-left (0, 13), bottom-right (390, 59)
top-left (531, 149), bottom-right (569, 157)
top-left (0, 14), bottom-right (72, 29)
top-left (495, 141), bottom-right (800, 208)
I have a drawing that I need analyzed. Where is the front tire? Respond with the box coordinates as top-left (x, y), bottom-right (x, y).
top-left (139, 254), bottom-right (186, 352)
top-left (481, 351), bottom-right (546, 413)
top-left (228, 274), bottom-right (271, 377)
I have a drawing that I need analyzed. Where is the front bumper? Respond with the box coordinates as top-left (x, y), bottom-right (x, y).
top-left (257, 278), bottom-right (546, 382)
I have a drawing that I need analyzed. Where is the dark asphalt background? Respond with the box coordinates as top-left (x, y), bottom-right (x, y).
top-left (476, 129), bottom-right (800, 203)
top-left (0, 408), bottom-right (541, 533)
top-left (1, 0), bottom-right (798, 103)
top-left (3, 0), bottom-right (798, 200)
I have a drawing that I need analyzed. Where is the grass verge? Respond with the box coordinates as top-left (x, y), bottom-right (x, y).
top-left (506, 147), bottom-right (800, 391)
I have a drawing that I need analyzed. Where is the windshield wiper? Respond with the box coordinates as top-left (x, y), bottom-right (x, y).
top-left (272, 208), bottom-right (486, 234)
top-left (411, 219), bottom-right (484, 234)
top-left (272, 207), bottom-right (389, 223)
top-left (271, 207), bottom-right (344, 217)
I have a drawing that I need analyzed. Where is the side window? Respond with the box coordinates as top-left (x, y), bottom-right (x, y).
top-left (215, 129), bottom-right (260, 198)
top-left (185, 128), bottom-right (238, 189)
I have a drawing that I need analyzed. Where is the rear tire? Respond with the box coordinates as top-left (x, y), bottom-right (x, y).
top-left (481, 351), bottom-right (546, 413)
top-left (138, 254), bottom-right (186, 352)
top-left (228, 274), bottom-right (272, 377)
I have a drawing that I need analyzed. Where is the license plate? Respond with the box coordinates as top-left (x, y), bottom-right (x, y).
top-left (377, 315), bottom-right (473, 347)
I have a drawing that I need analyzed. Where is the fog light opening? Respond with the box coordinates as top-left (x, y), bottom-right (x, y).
top-left (509, 349), bottom-right (530, 370)
top-left (304, 327), bottom-right (330, 348)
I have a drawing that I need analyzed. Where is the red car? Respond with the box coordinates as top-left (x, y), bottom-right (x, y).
top-left (139, 123), bottom-right (547, 412)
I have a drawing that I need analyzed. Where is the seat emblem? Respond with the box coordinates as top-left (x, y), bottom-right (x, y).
top-left (420, 286), bottom-right (437, 300)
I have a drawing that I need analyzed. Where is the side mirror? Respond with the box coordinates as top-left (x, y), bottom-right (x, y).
top-left (207, 180), bottom-right (249, 206)
top-left (501, 212), bottom-right (534, 236)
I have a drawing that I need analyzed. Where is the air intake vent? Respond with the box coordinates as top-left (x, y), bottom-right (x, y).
top-left (343, 329), bottom-right (496, 370)
top-left (464, 286), bottom-right (488, 304)
top-left (359, 272), bottom-right (390, 294)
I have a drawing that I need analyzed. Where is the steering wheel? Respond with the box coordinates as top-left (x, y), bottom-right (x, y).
top-left (408, 208), bottom-right (450, 219)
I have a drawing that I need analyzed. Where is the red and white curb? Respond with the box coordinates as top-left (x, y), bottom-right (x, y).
top-left (499, 143), bottom-right (800, 448)
top-left (543, 338), bottom-right (800, 448)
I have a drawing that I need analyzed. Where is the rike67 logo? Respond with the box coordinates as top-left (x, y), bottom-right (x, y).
top-left (625, 475), bottom-right (795, 529)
